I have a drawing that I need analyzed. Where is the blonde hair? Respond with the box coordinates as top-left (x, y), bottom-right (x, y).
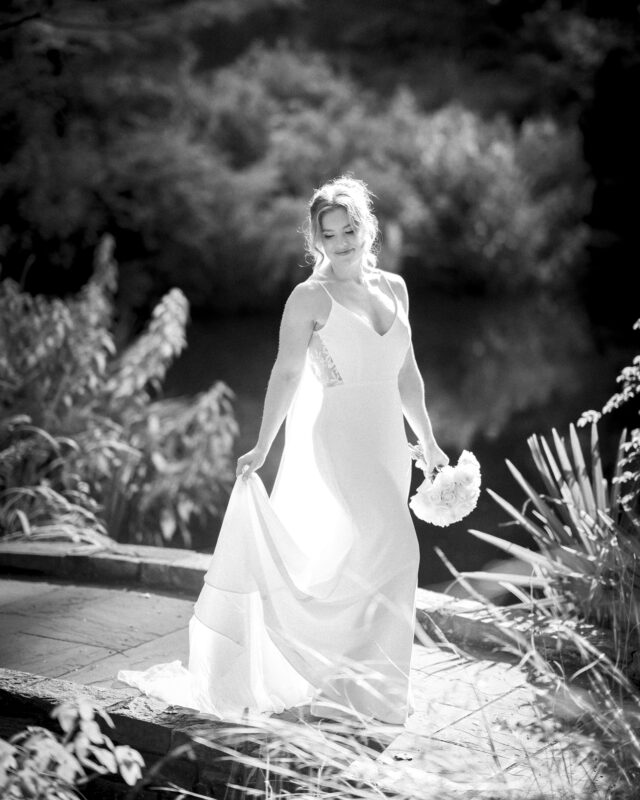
top-left (303, 175), bottom-right (380, 273)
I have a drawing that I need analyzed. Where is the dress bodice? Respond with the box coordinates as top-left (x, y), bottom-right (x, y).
top-left (306, 272), bottom-right (411, 388)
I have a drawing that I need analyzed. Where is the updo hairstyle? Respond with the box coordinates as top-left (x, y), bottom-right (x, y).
top-left (304, 175), bottom-right (380, 273)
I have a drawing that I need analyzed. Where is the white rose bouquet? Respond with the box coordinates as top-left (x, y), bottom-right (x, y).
top-left (408, 443), bottom-right (481, 527)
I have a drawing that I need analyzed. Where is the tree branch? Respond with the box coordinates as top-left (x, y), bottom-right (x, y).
top-left (0, 12), bottom-right (42, 32)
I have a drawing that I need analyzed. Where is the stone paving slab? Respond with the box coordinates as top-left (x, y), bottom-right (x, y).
top-left (347, 645), bottom-right (598, 798)
top-left (0, 578), bottom-right (193, 685)
top-left (0, 629), bottom-right (114, 678)
top-left (2, 587), bottom-right (191, 656)
top-left (0, 579), bottom-right (60, 606)
top-left (0, 576), bottom-right (602, 798)
top-left (68, 629), bottom-right (189, 686)
top-left (1, 540), bottom-right (537, 654)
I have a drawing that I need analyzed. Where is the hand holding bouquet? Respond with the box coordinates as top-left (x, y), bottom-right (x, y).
top-left (408, 442), bottom-right (481, 527)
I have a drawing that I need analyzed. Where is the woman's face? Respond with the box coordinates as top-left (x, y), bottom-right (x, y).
top-left (318, 207), bottom-right (366, 275)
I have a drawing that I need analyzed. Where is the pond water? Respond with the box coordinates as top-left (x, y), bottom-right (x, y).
top-left (164, 289), bottom-right (635, 593)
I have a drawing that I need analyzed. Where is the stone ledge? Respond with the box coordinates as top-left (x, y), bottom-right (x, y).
top-left (0, 667), bottom-right (255, 797)
top-left (415, 587), bottom-right (618, 669)
top-left (0, 667), bottom-right (389, 799)
top-left (0, 540), bottom-right (209, 596)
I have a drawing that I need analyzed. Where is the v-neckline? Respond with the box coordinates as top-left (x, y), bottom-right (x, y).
top-left (315, 274), bottom-right (399, 338)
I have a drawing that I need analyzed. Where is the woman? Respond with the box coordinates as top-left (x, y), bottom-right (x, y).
top-left (118, 175), bottom-right (448, 726)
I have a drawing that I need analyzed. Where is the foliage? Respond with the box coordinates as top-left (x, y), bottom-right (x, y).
top-left (455, 316), bottom-right (640, 663)
top-left (0, 415), bottom-right (108, 545)
top-left (93, 384), bottom-right (238, 548)
top-left (443, 318), bottom-right (640, 793)
top-left (292, 0), bottom-right (639, 121)
top-left (463, 421), bottom-right (640, 665)
top-left (445, 540), bottom-right (640, 797)
top-left (0, 239), bottom-right (117, 428)
top-left (173, 44), bottom-right (592, 302)
top-left (515, 2), bottom-right (625, 109)
top-left (396, 100), bottom-right (591, 292)
top-left (0, 235), bottom-right (237, 546)
top-left (0, 0), bottom-right (285, 303)
top-left (0, 698), bottom-right (144, 798)
top-left (579, 316), bottom-right (640, 514)
top-left (152, 684), bottom-right (602, 800)
top-left (0, 1), bottom-right (595, 313)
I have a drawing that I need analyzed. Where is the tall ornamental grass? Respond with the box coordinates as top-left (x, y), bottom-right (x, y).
top-left (448, 317), bottom-right (640, 794)
top-left (0, 235), bottom-right (237, 547)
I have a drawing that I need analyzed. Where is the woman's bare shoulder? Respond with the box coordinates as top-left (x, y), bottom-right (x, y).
top-left (380, 269), bottom-right (407, 290)
top-left (289, 276), bottom-right (330, 300)
top-left (283, 277), bottom-right (330, 318)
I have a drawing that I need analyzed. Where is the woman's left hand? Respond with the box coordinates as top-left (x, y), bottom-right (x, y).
top-left (420, 439), bottom-right (449, 474)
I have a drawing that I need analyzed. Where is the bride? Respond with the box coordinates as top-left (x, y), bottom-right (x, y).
top-left (118, 175), bottom-right (448, 726)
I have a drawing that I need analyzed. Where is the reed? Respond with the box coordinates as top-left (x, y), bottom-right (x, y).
top-left (462, 422), bottom-right (640, 672)
top-left (446, 322), bottom-right (640, 796)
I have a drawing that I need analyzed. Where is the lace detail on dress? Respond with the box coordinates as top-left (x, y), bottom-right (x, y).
top-left (308, 334), bottom-right (343, 387)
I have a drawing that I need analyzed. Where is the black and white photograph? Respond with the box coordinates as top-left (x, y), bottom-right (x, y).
top-left (1, 1), bottom-right (639, 797)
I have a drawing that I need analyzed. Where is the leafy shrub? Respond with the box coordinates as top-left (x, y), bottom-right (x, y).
top-left (0, 235), bottom-right (237, 546)
top-left (0, 415), bottom-right (108, 544)
top-left (0, 698), bottom-right (144, 798)
top-left (404, 104), bottom-right (592, 292)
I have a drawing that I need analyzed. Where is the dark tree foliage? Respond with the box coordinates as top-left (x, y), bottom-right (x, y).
top-left (257, 0), bottom-right (639, 118)
top-left (274, 0), bottom-right (640, 335)
top-left (0, 0), bottom-right (282, 299)
top-left (0, 0), bottom-right (637, 330)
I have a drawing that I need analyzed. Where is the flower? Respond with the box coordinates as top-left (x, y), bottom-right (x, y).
top-left (408, 447), bottom-right (481, 527)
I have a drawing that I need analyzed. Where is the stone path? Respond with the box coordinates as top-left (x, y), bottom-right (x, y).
top-left (0, 576), bottom-right (192, 683)
top-left (0, 576), bottom-right (602, 798)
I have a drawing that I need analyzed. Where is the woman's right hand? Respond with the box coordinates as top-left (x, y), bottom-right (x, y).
top-left (236, 446), bottom-right (267, 480)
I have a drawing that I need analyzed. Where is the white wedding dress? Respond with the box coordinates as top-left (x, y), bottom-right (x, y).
top-left (118, 272), bottom-right (420, 724)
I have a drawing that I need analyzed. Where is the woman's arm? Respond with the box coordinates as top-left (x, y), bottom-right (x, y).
top-left (392, 275), bottom-right (449, 470)
top-left (236, 282), bottom-right (322, 479)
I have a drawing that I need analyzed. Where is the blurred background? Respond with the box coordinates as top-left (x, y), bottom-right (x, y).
top-left (1, 0), bottom-right (638, 591)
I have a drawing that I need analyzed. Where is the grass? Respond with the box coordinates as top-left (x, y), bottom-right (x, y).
top-left (117, 633), bottom-right (617, 799)
top-left (442, 419), bottom-right (640, 797)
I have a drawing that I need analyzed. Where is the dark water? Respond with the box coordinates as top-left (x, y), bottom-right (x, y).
top-left (164, 290), bottom-right (635, 593)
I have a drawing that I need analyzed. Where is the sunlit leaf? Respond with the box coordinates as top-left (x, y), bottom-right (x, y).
top-left (51, 703), bottom-right (78, 734)
top-left (467, 524), bottom-right (559, 570)
top-left (459, 570), bottom-right (547, 588)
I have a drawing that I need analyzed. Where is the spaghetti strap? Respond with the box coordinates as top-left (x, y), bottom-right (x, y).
top-left (313, 280), bottom-right (334, 302)
top-left (379, 271), bottom-right (399, 318)
top-left (314, 274), bottom-right (391, 301)
top-left (312, 273), bottom-right (398, 337)
top-left (379, 270), bottom-right (394, 297)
